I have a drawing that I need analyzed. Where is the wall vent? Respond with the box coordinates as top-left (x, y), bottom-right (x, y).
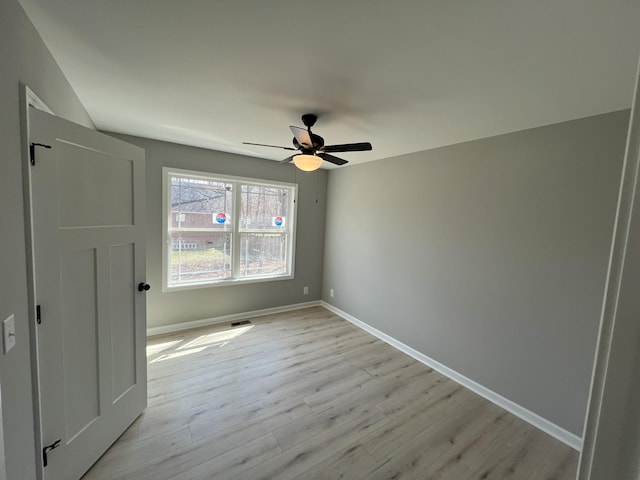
top-left (230, 320), bottom-right (252, 327)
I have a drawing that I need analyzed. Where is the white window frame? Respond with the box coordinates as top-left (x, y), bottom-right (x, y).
top-left (162, 167), bottom-right (297, 291)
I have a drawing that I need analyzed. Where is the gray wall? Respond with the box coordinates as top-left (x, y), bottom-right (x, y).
top-left (322, 111), bottom-right (629, 435)
top-left (0, 0), bottom-right (95, 478)
top-left (109, 134), bottom-right (327, 329)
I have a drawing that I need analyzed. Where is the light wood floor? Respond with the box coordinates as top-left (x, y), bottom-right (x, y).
top-left (82, 306), bottom-right (578, 480)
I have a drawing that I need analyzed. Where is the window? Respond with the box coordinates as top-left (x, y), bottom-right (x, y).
top-left (163, 168), bottom-right (296, 290)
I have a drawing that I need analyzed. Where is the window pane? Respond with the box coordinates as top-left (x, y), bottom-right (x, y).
top-left (171, 176), bottom-right (232, 230)
top-left (239, 233), bottom-right (288, 278)
top-left (169, 232), bottom-right (232, 285)
top-left (240, 184), bottom-right (289, 231)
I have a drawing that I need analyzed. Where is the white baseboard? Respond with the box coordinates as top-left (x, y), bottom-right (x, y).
top-left (147, 300), bottom-right (321, 337)
top-left (320, 301), bottom-right (583, 452)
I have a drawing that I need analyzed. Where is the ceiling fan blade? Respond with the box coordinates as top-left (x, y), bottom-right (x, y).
top-left (279, 155), bottom-right (296, 164)
top-left (321, 142), bottom-right (372, 153)
top-left (318, 152), bottom-right (348, 166)
top-left (289, 126), bottom-right (314, 149)
top-left (243, 142), bottom-right (297, 151)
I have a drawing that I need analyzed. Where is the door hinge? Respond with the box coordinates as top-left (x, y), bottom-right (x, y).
top-left (36, 305), bottom-right (41, 325)
top-left (42, 439), bottom-right (61, 467)
top-left (29, 142), bottom-right (51, 166)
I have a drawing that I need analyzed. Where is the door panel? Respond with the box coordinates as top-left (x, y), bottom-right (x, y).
top-left (56, 141), bottom-right (134, 227)
top-left (28, 107), bottom-right (147, 480)
top-left (110, 243), bottom-right (137, 401)
top-left (60, 248), bottom-right (100, 441)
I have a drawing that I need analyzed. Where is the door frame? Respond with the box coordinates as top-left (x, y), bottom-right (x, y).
top-left (20, 84), bottom-right (55, 480)
top-left (578, 59), bottom-right (640, 478)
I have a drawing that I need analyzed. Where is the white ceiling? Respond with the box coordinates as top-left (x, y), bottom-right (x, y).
top-left (18, 0), bottom-right (640, 168)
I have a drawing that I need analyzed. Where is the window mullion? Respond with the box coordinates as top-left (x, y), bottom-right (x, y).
top-left (231, 181), bottom-right (241, 279)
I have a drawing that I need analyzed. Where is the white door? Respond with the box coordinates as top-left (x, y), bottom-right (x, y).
top-left (27, 107), bottom-right (147, 480)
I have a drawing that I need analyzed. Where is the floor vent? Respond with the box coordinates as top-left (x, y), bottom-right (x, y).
top-left (230, 320), bottom-right (252, 327)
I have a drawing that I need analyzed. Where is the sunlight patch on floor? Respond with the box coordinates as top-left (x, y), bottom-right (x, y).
top-left (146, 340), bottom-right (181, 357)
top-left (180, 325), bottom-right (254, 349)
top-left (149, 346), bottom-right (207, 363)
top-left (146, 325), bottom-right (254, 363)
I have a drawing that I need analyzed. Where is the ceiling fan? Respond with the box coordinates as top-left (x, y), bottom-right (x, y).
top-left (243, 113), bottom-right (372, 171)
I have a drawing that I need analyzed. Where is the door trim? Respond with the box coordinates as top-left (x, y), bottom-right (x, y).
top-left (578, 58), bottom-right (640, 478)
top-left (20, 84), bottom-right (56, 480)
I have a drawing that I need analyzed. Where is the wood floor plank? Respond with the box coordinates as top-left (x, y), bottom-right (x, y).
top-left (302, 373), bottom-right (406, 412)
top-left (110, 432), bottom-right (280, 480)
top-left (296, 443), bottom-right (383, 480)
top-left (530, 438), bottom-right (579, 480)
top-left (189, 396), bottom-right (312, 442)
top-left (360, 386), bottom-right (486, 461)
top-left (82, 306), bottom-right (578, 480)
top-left (272, 401), bottom-right (378, 452)
top-left (418, 412), bottom-right (516, 479)
top-left (365, 401), bottom-right (506, 480)
top-left (167, 433), bottom-right (281, 480)
top-left (228, 405), bottom-right (388, 480)
top-left (454, 421), bottom-right (541, 480)
top-left (81, 426), bottom-right (192, 479)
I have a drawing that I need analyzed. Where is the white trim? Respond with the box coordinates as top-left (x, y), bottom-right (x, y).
top-left (25, 85), bottom-right (54, 114)
top-left (20, 84), bottom-right (53, 480)
top-left (161, 273), bottom-right (296, 292)
top-left (162, 167), bottom-right (298, 188)
top-left (147, 300), bottom-right (320, 337)
top-left (321, 301), bottom-right (583, 452)
top-left (577, 59), bottom-right (640, 479)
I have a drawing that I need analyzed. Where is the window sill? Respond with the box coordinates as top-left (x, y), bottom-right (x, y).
top-left (162, 273), bottom-right (294, 292)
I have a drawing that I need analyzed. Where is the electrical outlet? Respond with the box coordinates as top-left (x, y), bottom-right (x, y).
top-left (303, 286), bottom-right (309, 295)
top-left (330, 288), bottom-right (334, 298)
top-left (3, 314), bottom-right (16, 354)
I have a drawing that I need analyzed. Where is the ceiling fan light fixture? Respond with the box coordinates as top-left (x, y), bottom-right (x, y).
top-left (293, 154), bottom-right (323, 172)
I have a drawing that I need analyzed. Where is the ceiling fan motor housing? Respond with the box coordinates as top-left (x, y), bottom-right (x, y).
top-left (292, 133), bottom-right (324, 150)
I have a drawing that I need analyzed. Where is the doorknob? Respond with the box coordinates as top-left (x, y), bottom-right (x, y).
top-left (138, 283), bottom-right (151, 292)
